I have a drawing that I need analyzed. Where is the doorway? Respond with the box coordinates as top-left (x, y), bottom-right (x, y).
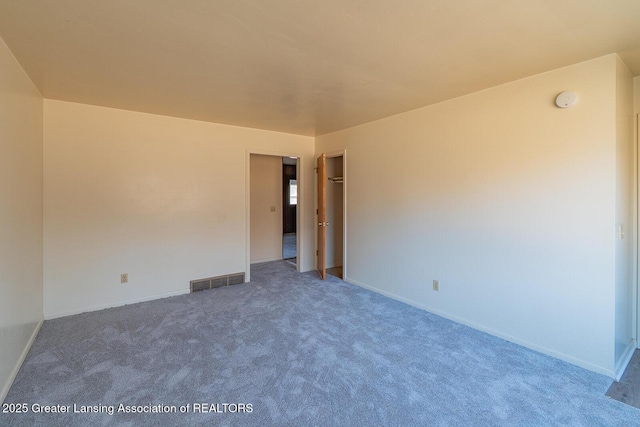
top-left (317, 152), bottom-right (345, 280)
top-left (246, 151), bottom-right (301, 282)
top-left (283, 157), bottom-right (297, 264)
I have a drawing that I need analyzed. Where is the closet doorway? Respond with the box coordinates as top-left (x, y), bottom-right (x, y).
top-left (317, 151), bottom-right (345, 280)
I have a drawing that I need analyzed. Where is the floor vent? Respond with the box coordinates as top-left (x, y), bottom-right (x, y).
top-left (190, 273), bottom-right (245, 293)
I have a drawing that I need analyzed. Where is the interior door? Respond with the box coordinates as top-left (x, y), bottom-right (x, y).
top-left (317, 153), bottom-right (326, 279)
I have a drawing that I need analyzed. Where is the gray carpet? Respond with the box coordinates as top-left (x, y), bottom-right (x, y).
top-left (282, 233), bottom-right (296, 259)
top-left (3, 260), bottom-right (639, 426)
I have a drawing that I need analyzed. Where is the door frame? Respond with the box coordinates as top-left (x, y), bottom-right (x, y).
top-left (317, 153), bottom-right (326, 279)
top-left (246, 149), bottom-right (304, 282)
top-left (316, 149), bottom-right (347, 279)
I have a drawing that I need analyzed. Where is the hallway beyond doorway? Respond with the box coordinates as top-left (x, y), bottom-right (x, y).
top-left (283, 233), bottom-right (296, 260)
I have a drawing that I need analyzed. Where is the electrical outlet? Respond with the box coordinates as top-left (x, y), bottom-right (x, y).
top-left (433, 280), bottom-right (439, 291)
top-left (121, 273), bottom-right (128, 284)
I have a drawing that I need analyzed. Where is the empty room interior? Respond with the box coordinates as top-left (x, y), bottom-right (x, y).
top-left (2, 1), bottom-right (640, 425)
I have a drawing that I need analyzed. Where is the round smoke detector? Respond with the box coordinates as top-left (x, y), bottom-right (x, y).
top-left (555, 91), bottom-right (578, 109)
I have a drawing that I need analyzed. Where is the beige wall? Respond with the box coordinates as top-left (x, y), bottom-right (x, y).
top-left (43, 100), bottom-right (314, 318)
top-left (0, 38), bottom-right (43, 401)
top-left (317, 55), bottom-right (626, 377)
top-left (614, 57), bottom-right (635, 371)
top-left (250, 155), bottom-right (283, 263)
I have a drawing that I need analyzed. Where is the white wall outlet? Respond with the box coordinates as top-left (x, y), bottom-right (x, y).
top-left (121, 273), bottom-right (128, 284)
top-left (433, 280), bottom-right (439, 291)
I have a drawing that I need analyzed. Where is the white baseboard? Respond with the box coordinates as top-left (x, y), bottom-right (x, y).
top-left (250, 256), bottom-right (284, 264)
top-left (1, 318), bottom-right (43, 404)
top-left (344, 275), bottom-right (617, 379)
top-left (44, 289), bottom-right (190, 320)
top-left (614, 339), bottom-right (637, 381)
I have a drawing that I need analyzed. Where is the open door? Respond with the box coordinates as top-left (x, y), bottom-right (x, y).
top-left (317, 153), bottom-right (326, 279)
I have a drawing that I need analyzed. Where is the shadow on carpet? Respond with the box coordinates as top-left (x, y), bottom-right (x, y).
top-left (606, 349), bottom-right (640, 409)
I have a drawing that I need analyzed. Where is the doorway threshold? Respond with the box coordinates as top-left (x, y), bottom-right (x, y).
top-left (327, 266), bottom-right (343, 279)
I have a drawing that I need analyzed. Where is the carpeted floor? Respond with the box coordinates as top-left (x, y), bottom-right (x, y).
top-left (282, 233), bottom-right (296, 259)
top-left (3, 260), bottom-right (639, 426)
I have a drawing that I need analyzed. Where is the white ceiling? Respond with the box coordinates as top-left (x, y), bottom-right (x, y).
top-left (1, 0), bottom-right (639, 136)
